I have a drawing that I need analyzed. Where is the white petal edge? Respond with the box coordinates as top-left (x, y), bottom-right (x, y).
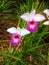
top-left (20, 29), bottom-right (30, 36)
top-left (7, 27), bottom-right (18, 34)
top-left (33, 14), bottom-right (45, 22)
top-left (20, 13), bottom-right (30, 21)
top-left (43, 9), bottom-right (49, 16)
top-left (43, 21), bottom-right (49, 25)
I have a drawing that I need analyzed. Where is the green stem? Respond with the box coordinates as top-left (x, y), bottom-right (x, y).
top-left (0, 40), bottom-right (10, 42)
top-left (47, 48), bottom-right (49, 65)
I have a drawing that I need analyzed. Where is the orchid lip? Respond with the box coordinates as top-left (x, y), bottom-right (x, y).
top-left (14, 35), bottom-right (19, 42)
top-left (27, 20), bottom-right (38, 33)
top-left (11, 33), bottom-right (21, 46)
top-left (30, 22), bottom-right (34, 28)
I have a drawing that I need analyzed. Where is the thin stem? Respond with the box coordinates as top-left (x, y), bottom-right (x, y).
top-left (0, 40), bottom-right (10, 42)
top-left (47, 48), bottom-right (49, 65)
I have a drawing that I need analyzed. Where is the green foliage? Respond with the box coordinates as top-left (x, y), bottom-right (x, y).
top-left (0, 0), bottom-right (16, 15)
top-left (0, 0), bottom-right (17, 22)
top-left (0, 0), bottom-right (49, 65)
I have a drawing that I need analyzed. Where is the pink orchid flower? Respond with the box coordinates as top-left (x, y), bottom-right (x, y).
top-left (20, 10), bottom-right (45, 32)
top-left (7, 27), bottom-right (30, 46)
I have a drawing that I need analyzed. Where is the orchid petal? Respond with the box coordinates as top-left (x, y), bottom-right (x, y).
top-left (20, 13), bottom-right (30, 21)
top-left (7, 27), bottom-right (18, 34)
top-left (30, 10), bottom-right (36, 16)
top-left (20, 29), bottom-right (30, 36)
top-left (43, 9), bottom-right (49, 16)
top-left (43, 21), bottom-right (49, 25)
top-left (33, 14), bottom-right (45, 22)
top-left (7, 27), bottom-right (30, 36)
top-left (29, 10), bottom-right (36, 21)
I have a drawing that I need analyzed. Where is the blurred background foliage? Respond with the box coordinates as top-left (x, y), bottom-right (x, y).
top-left (0, 0), bottom-right (49, 22)
top-left (0, 0), bottom-right (49, 65)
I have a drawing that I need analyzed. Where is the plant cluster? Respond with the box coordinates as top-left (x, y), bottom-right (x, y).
top-left (0, 0), bottom-right (49, 65)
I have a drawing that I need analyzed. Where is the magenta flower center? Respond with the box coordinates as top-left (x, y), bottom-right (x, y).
top-left (11, 33), bottom-right (21, 46)
top-left (27, 20), bottom-right (38, 32)
top-left (30, 22), bottom-right (34, 28)
top-left (14, 35), bottom-right (19, 42)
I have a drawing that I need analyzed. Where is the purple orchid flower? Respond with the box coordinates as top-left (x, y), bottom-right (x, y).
top-left (7, 27), bottom-right (30, 46)
top-left (20, 10), bottom-right (45, 32)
